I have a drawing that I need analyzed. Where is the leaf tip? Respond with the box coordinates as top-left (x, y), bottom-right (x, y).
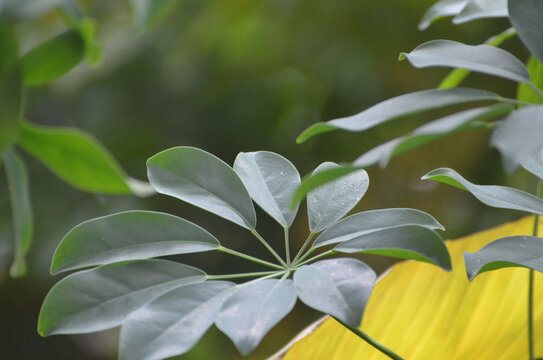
top-left (398, 52), bottom-right (408, 61)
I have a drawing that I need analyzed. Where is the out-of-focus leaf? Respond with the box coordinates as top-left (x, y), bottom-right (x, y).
top-left (0, 0), bottom-right (65, 20)
top-left (334, 225), bottom-right (452, 271)
top-left (307, 162), bottom-right (368, 233)
top-left (464, 236), bottom-right (543, 281)
top-left (38, 260), bottom-right (206, 336)
top-left (418, 0), bottom-right (468, 31)
top-left (296, 88), bottom-right (501, 143)
top-left (293, 258), bottom-right (375, 327)
top-left (234, 151), bottom-right (300, 228)
top-left (119, 281), bottom-right (234, 360)
top-left (21, 30), bottom-right (84, 86)
top-left (517, 57), bottom-right (543, 104)
top-left (453, 0), bottom-right (508, 24)
top-left (129, 0), bottom-right (178, 29)
top-left (313, 208), bottom-right (444, 248)
top-left (422, 168), bottom-right (543, 214)
top-left (354, 105), bottom-right (510, 168)
top-left (3, 148), bottom-right (33, 278)
top-left (522, 145), bottom-right (543, 180)
top-left (279, 217), bottom-right (543, 359)
top-left (400, 40), bottom-right (529, 84)
top-left (490, 105), bottom-right (543, 173)
top-left (18, 121), bottom-right (147, 195)
top-left (147, 147), bottom-right (256, 229)
top-left (216, 278), bottom-right (296, 356)
top-left (51, 211), bottom-right (219, 275)
top-left (509, 0), bottom-right (543, 64)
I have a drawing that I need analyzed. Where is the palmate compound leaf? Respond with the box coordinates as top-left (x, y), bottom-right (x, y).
top-left (400, 40), bottom-right (530, 84)
top-left (422, 168), bottom-right (543, 214)
top-left (215, 278), bottom-right (297, 356)
top-left (464, 236), bottom-right (543, 281)
top-left (293, 258), bottom-right (376, 328)
top-left (50, 211), bottom-right (220, 275)
top-left (147, 147), bottom-right (257, 230)
top-left (234, 151), bottom-right (300, 228)
top-left (453, 0), bottom-right (507, 24)
top-left (119, 281), bottom-right (235, 360)
top-left (307, 162), bottom-right (368, 233)
top-left (491, 105), bottom-right (543, 174)
top-left (38, 259), bottom-right (206, 336)
top-left (418, 0), bottom-right (468, 31)
top-left (296, 88), bottom-right (501, 143)
top-left (313, 208), bottom-right (444, 248)
top-left (334, 225), bottom-right (452, 271)
top-left (509, 0), bottom-right (543, 65)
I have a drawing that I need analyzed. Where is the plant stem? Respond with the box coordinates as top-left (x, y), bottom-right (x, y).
top-left (292, 232), bottom-right (316, 265)
top-left (332, 316), bottom-right (404, 360)
top-left (218, 246), bottom-right (284, 270)
top-left (298, 249), bottom-right (335, 266)
top-left (500, 98), bottom-right (533, 107)
top-left (529, 179), bottom-right (543, 360)
top-left (207, 271), bottom-right (280, 280)
top-left (284, 227), bottom-right (291, 264)
top-left (250, 228), bottom-right (288, 267)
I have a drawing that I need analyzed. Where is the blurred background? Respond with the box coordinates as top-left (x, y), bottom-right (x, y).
top-left (0, 0), bottom-right (537, 359)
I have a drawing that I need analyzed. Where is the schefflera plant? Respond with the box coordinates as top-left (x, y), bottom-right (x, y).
top-left (38, 146), bottom-right (451, 360)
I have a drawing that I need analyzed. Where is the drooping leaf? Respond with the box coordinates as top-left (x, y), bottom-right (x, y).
top-left (234, 151), bottom-right (300, 228)
top-left (293, 258), bottom-right (376, 327)
top-left (216, 278), bottom-right (296, 356)
top-left (3, 148), bottom-right (33, 278)
top-left (147, 147), bottom-right (256, 229)
top-left (129, 0), bottom-right (178, 29)
top-left (453, 0), bottom-right (508, 24)
top-left (464, 236), bottom-right (543, 281)
top-left (307, 162), bottom-right (369, 233)
top-left (18, 121), bottom-right (148, 195)
top-left (334, 225), bottom-right (452, 271)
top-left (354, 105), bottom-right (510, 168)
top-left (279, 217), bottom-right (543, 360)
top-left (418, 0), bottom-right (468, 31)
top-left (422, 168), bottom-right (543, 214)
top-left (119, 281), bottom-right (234, 360)
top-left (21, 30), bottom-right (85, 86)
top-left (313, 208), bottom-right (444, 248)
top-left (296, 88), bottom-right (501, 143)
top-left (517, 56), bottom-right (543, 104)
top-left (509, 0), bottom-right (543, 64)
top-left (490, 105), bottom-right (543, 173)
top-left (521, 145), bottom-right (543, 180)
top-left (400, 40), bottom-right (529, 84)
top-left (50, 211), bottom-right (219, 275)
top-left (38, 259), bottom-right (206, 336)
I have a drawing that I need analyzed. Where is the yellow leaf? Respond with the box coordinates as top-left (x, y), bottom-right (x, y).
top-left (281, 216), bottom-right (543, 359)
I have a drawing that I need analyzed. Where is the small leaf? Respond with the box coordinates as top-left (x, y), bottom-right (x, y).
top-left (216, 278), bottom-right (296, 356)
top-left (3, 148), bottom-right (33, 278)
top-left (517, 56), bottom-right (543, 104)
top-left (509, 0), bottom-right (543, 64)
top-left (418, 0), bottom-right (468, 31)
top-left (313, 208), bottom-right (444, 248)
top-left (521, 145), bottom-right (543, 180)
top-left (234, 151), bottom-right (300, 228)
top-left (296, 88), bottom-right (501, 142)
top-left (18, 121), bottom-right (145, 194)
top-left (307, 162), bottom-right (369, 233)
top-left (293, 258), bottom-right (376, 327)
top-left (464, 236), bottom-right (543, 281)
top-left (453, 0), bottom-right (508, 24)
top-left (335, 225), bottom-right (452, 271)
top-left (38, 259), bottom-right (206, 336)
top-left (147, 147), bottom-right (256, 229)
top-left (422, 168), bottom-right (543, 214)
top-left (22, 30), bottom-right (84, 86)
top-left (401, 40), bottom-right (529, 84)
top-left (129, 0), bottom-right (178, 29)
top-left (490, 105), bottom-right (543, 174)
top-left (119, 281), bottom-right (234, 360)
top-left (51, 211), bottom-right (219, 275)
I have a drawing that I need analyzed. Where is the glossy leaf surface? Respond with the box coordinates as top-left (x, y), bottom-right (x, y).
top-left (335, 225), bottom-right (452, 271)
top-left (51, 211), bottom-right (219, 275)
top-left (307, 162), bottom-right (369, 233)
top-left (294, 258), bottom-right (375, 327)
top-left (418, 0), bottom-right (467, 30)
top-left (147, 147), bottom-right (256, 229)
top-left (38, 260), bottom-right (206, 336)
top-left (453, 0), bottom-right (507, 24)
top-left (509, 0), bottom-right (543, 64)
top-left (216, 278), bottom-right (296, 355)
top-left (423, 168), bottom-right (543, 214)
top-left (120, 281), bottom-right (234, 360)
top-left (313, 208), bottom-right (444, 248)
top-left (234, 151), bottom-right (300, 228)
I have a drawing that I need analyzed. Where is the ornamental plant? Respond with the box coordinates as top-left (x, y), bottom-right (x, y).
top-left (38, 146), bottom-right (451, 359)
